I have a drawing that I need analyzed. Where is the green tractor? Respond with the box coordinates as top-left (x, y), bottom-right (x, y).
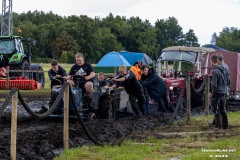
top-left (0, 36), bottom-right (45, 88)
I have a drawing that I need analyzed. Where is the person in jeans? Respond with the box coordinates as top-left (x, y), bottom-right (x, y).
top-left (113, 65), bottom-right (145, 117)
top-left (210, 54), bottom-right (228, 129)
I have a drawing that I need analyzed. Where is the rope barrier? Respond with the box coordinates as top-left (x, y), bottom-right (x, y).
top-left (0, 88), bottom-right (18, 117)
top-left (190, 77), bottom-right (206, 93)
top-left (69, 87), bottom-right (103, 146)
top-left (18, 82), bottom-right (68, 119)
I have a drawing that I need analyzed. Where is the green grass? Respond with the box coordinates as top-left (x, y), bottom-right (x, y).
top-left (54, 112), bottom-right (240, 160)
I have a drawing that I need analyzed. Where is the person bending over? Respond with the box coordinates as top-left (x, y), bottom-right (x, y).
top-left (113, 65), bottom-right (145, 117)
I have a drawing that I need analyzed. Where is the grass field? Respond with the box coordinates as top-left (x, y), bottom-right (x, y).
top-left (55, 112), bottom-right (240, 160)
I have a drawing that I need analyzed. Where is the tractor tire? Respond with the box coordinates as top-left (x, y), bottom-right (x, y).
top-left (30, 64), bottom-right (45, 88)
top-left (10, 60), bottom-right (30, 78)
top-left (21, 60), bottom-right (30, 79)
top-left (191, 80), bottom-right (205, 108)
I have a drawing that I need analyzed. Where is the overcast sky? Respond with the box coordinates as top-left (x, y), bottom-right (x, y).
top-left (13, 0), bottom-right (240, 45)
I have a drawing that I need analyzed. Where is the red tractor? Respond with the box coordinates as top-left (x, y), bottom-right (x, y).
top-left (157, 46), bottom-right (216, 108)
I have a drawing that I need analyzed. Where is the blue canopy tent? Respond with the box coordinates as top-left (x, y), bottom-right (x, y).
top-left (96, 51), bottom-right (131, 67)
top-left (119, 51), bottom-right (153, 65)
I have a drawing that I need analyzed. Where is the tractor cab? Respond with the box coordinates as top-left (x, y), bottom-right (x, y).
top-left (158, 46), bottom-right (215, 107)
top-left (0, 36), bottom-right (28, 67)
top-left (0, 36), bottom-right (45, 90)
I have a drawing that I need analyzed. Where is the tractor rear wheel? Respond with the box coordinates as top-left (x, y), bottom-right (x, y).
top-left (191, 80), bottom-right (205, 108)
top-left (10, 60), bottom-right (30, 78)
top-left (30, 64), bottom-right (45, 88)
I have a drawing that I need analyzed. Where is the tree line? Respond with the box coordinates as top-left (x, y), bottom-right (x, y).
top-left (9, 11), bottom-right (240, 63)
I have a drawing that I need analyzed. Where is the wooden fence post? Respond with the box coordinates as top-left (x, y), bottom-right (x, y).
top-left (63, 85), bottom-right (69, 150)
top-left (6, 66), bottom-right (9, 90)
top-left (205, 75), bottom-right (210, 115)
top-left (11, 91), bottom-right (18, 160)
top-left (186, 75), bottom-right (191, 121)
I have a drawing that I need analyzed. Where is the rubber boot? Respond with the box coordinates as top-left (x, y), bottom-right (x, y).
top-left (221, 113), bottom-right (229, 129)
top-left (83, 96), bottom-right (94, 112)
top-left (209, 116), bottom-right (216, 127)
top-left (215, 114), bottom-right (222, 129)
top-left (82, 96), bottom-right (88, 109)
top-left (157, 99), bottom-right (168, 113)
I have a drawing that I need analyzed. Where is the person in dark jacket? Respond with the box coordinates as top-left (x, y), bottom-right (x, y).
top-left (140, 64), bottom-right (170, 113)
top-left (217, 54), bottom-right (230, 109)
top-left (97, 72), bottom-right (116, 119)
top-left (217, 54), bottom-right (230, 93)
top-left (48, 60), bottom-right (67, 88)
top-left (211, 54), bottom-right (228, 129)
top-left (38, 60), bottom-right (67, 113)
top-left (113, 65), bottom-right (145, 117)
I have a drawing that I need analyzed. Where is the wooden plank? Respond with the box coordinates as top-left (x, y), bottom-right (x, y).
top-left (6, 66), bottom-right (9, 90)
top-left (205, 75), bottom-right (210, 115)
top-left (63, 85), bottom-right (69, 150)
top-left (11, 91), bottom-right (18, 160)
top-left (186, 75), bottom-right (191, 121)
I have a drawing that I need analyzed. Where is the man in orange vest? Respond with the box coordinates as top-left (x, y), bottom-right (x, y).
top-left (130, 60), bottom-right (142, 81)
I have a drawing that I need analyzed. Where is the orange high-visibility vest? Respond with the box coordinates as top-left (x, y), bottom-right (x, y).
top-left (130, 65), bottom-right (141, 80)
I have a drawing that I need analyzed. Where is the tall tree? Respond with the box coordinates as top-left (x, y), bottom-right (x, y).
top-left (155, 17), bottom-right (183, 51)
top-left (183, 29), bottom-right (200, 47)
top-left (216, 27), bottom-right (240, 52)
top-left (52, 32), bottom-right (79, 60)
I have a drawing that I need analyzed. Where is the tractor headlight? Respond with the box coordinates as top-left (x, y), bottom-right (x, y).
top-left (169, 86), bottom-right (174, 90)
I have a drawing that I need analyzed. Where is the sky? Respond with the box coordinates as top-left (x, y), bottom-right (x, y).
top-left (12, 0), bottom-right (240, 45)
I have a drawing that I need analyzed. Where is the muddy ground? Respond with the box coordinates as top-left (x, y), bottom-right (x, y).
top-left (0, 93), bottom-right (239, 160)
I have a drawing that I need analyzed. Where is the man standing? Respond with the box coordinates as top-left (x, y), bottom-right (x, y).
top-left (211, 54), bottom-right (228, 129)
top-left (217, 54), bottom-right (230, 90)
top-left (114, 65), bottom-right (145, 117)
top-left (217, 54), bottom-right (230, 107)
top-left (65, 53), bottom-right (96, 111)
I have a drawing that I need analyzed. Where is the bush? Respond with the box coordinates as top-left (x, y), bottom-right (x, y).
top-left (59, 51), bottom-right (75, 63)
